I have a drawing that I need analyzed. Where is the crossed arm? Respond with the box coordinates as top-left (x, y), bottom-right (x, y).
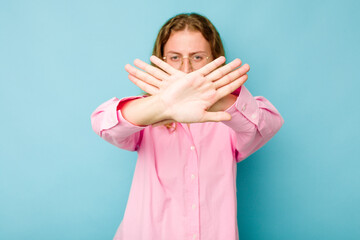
top-left (121, 56), bottom-right (250, 126)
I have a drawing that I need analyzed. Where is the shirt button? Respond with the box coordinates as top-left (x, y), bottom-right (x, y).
top-left (190, 146), bottom-right (195, 150)
top-left (191, 174), bottom-right (195, 180)
top-left (241, 104), bottom-right (246, 112)
top-left (251, 113), bottom-right (257, 119)
top-left (193, 234), bottom-right (197, 239)
top-left (192, 204), bottom-right (196, 209)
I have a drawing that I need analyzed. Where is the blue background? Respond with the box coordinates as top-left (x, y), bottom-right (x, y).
top-left (1, 0), bottom-right (359, 239)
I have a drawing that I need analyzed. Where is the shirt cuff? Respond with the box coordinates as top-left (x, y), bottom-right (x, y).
top-left (224, 86), bottom-right (260, 130)
top-left (99, 96), bottom-right (146, 134)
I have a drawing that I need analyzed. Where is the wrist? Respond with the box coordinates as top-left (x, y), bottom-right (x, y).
top-left (208, 94), bottom-right (237, 112)
top-left (153, 94), bottom-right (174, 122)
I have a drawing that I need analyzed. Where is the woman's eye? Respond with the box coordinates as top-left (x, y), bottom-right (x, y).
top-left (192, 55), bottom-right (204, 61)
top-left (170, 56), bottom-right (180, 61)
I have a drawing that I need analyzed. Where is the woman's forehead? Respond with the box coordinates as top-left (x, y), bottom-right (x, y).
top-left (164, 30), bottom-right (211, 54)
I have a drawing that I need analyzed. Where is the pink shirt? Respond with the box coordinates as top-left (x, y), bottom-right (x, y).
top-left (91, 86), bottom-right (283, 240)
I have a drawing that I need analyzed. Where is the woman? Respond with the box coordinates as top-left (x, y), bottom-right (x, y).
top-left (91, 13), bottom-right (283, 240)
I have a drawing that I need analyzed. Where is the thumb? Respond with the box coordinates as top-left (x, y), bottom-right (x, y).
top-left (201, 111), bottom-right (232, 122)
top-left (152, 119), bottom-right (174, 127)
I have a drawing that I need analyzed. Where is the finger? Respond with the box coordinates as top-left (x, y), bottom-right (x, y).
top-left (213, 63), bottom-right (250, 89)
top-left (150, 55), bottom-right (179, 75)
top-left (134, 58), bottom-right (169, 80)
top-left (196, 56), bottom-right (226, 76)
top-left (216, 74), bottom-right (248, 101)
top-left (205, 58), bottom-right (242, 82)
top-left (125, 63), bottom-right (162, 88)
top-left (200, 111), bottom-right (232, 122)
top-left (128, 74), bottom-right (159, 95)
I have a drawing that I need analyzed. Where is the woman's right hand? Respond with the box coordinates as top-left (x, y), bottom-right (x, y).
top-left (124, 56), bottom-right (250, 124)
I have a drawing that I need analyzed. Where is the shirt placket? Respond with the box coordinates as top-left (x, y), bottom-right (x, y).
top-left (183, 124), bottom-right (200, 240)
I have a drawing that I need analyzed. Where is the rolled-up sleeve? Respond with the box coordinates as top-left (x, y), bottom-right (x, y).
top-left (91, 96), bottom-right (146, 151)
top-left (223, 86), bottom-right (284, 162)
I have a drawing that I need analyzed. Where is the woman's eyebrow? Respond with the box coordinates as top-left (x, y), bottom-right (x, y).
top-left (166, 50), bottom-right (207, 55)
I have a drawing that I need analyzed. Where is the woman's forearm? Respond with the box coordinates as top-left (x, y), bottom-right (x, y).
top-left (120, 95), bottom-right (170, 126)
top-left (208, 94), bottom-right (237, 112)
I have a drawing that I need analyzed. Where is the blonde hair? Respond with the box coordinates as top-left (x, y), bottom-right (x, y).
top-left (151, 13), bottom-right (226, 130)
top-left (152, 13), bottom-right (225, 60)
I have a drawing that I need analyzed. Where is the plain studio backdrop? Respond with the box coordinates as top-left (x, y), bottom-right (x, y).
top-left (0, 0), bottom-right (359, 239)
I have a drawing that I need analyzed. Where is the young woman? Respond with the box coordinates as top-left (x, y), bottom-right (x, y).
top-left (91, 13), bottom-right (283, 240)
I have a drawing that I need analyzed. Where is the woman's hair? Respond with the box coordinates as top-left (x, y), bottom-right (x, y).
top-left (152, 13), bottom-right (225, 60)
top-left (151, 13), bottom-right (225, 130)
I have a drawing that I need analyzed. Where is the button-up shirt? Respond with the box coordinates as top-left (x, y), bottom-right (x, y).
top-left (91, 86), bottom-right (283, 240)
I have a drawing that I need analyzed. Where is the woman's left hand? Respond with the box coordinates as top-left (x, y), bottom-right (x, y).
top-left (124, 56), bottom-right (249, 125)
top-left (125, 55), bottom-right (249, 96)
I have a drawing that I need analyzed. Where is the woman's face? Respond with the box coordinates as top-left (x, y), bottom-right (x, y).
top-left (163, 29), bottom-right (213, 73)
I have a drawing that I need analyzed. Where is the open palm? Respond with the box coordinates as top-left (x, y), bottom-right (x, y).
top-left (125, 56), bottom-right (250, 123)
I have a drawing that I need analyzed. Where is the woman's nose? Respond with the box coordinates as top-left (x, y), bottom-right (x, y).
top-left (180, 58), bottom-right (192, 73)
